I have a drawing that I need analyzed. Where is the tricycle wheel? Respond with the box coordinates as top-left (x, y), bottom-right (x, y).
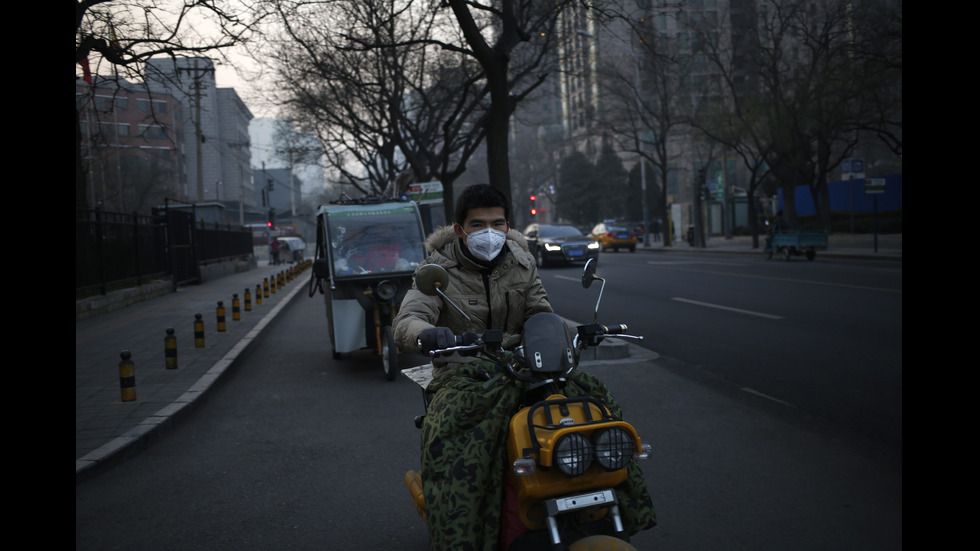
top-left (764, 246), bottom-right (773, 260)
top-left (382, 325), bottom-right (399, 381)
top-left (806, 249), bottom-right (816, 261)
top-left (781, 247), bottom-right (792, 261)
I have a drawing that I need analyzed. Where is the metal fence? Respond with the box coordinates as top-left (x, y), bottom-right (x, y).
top-left (76, 208), bottom-right (253, 299)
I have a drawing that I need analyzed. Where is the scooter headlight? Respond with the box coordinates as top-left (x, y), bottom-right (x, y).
top-left (553, 432), bottom-right (593, 477)
top-left (593, 427), bottom-right (634, 471)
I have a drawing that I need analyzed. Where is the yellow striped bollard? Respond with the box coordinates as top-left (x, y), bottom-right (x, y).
top-left (194, 314), bottom-right (205, 348)
top-left (217, 301), bottom-right (226, 332)
top-left (256, 284), bottom-right (263, 305)
top-left (263, 278), bottom-right (270, 298)
top-left (244, 288), bottom-right (252, 312)
top-left (232, 294), bottom-right (241, 321)
top-left (119, 351), bottom-right (136, 402)
top-left (165, 328), bottom-right (178, 369)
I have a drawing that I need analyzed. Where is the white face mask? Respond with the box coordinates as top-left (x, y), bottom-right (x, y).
top-left (463, 227), bottom-right (507, 262)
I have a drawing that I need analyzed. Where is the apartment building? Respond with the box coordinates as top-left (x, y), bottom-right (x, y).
top-left (76, 76), bottom-right (188, 213)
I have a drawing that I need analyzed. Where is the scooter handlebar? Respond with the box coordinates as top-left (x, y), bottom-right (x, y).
top-left (575, 323), bottom-right (643, 348)
top-left (602, 323), bottom-right (628, 335)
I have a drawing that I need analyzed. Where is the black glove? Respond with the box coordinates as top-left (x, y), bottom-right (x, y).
top-left (418, 327), bottom-right (456, 353)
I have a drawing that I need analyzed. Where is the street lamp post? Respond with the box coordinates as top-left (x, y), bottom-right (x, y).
top-left (577, 29), bottom-right (650, 247)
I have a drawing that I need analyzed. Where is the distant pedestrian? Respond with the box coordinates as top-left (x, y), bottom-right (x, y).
top-left (270, 239), bottom-right (281, 265)
top-left (652, 219), bottom-right (661, 242)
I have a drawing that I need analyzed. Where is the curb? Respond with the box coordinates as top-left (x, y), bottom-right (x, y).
top-left (75, 280), bottom-right (307, 482)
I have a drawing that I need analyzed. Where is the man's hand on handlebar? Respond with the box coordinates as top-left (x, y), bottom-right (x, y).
top-left (418, 327), bottom-right (456, 354)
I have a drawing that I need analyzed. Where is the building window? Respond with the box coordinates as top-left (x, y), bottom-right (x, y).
top-left (139, 125), bottom-right (168, 139)
top-left (138, 98), bottom-right (170, 115)
top-left (98, 122), bottom-right (130, 138)
top-left (95, 95), bottom-right (128, 112)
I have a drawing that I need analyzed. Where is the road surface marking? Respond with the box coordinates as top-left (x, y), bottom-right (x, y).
top-left (741, 387), bottom-right (795, 407)
top-left (671, 297), bottom-right (783, 319)
top-left (647, 260), bottom-right (745, 266)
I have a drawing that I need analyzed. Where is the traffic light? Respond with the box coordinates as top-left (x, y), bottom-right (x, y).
top-left (268, 208), bottom-right (276, 230)
top-left (529, 194), bottom-right (537, 216)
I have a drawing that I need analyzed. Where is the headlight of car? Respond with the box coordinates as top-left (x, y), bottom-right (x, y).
top-left (553, 432), bottom-right (593, 477)
top-left (593, 427), bottom-right (634, 471)
top-left (544, 243), bottom-right (562, 252)
top-left (587, 241), bottom-right (599, 250)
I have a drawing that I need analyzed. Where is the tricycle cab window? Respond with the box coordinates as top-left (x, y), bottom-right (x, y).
top-left (319, 202), bottom-right (427, 279)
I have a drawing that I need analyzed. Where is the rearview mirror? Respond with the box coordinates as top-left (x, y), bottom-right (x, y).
top-left (582, 258), bottom-right (598, 288)
top-left (582, 258), bottom-right (605, 324)
top-left (416, 264), bottom-right (449, 296)
top-left (415, 264), bottom-right (471, 323)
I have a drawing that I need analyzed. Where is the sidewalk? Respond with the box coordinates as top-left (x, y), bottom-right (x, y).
top-left (75, 261), bottom-right (311, 480)
top-left (75, 233), bottom-right (900, 480)
top-left (640, 231), bottom-right (902, 260)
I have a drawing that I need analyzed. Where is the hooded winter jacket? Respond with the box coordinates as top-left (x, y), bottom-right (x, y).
top-left (393, 225), bottom-right (553, 376)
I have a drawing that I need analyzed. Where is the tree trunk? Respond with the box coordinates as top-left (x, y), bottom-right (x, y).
top-left (484, 63), bottom-right (513, 210)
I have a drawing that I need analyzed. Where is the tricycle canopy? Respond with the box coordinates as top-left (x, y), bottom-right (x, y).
top-left (315, 200), bottom-right (427, 281)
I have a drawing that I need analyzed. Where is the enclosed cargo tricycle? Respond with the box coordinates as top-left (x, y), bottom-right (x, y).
top-left (309, 197), bottom-right (427, 380)
top-left (764, 229), bottom-right (828, 261)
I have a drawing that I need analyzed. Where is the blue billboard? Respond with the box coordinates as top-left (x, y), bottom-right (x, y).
top-left (779, 173), bottom-right (902, 214)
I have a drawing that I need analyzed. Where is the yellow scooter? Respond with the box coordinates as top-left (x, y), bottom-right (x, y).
top-left (403, 259), bottom-right (653, 550)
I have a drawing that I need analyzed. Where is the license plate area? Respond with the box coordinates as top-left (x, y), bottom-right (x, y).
top-left (544, 489), bottom-right (617, 515)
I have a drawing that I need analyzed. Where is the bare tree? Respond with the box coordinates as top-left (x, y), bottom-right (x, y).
top-left (262, 0), bottom-right (490, 216)
top-left (260, 0), bottom-right (587, 218)
top-left (849, 0), bottom-right (902, 158)
top-left (590, 11), bottom-right (692, 248)
top-left (692, 1), bottom-right (775, 248)
top-left (76, 0), bottom-right (265, 210)
top-left (750, 0), bottom-right (900, 231)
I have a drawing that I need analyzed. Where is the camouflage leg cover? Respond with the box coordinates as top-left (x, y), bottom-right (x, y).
top-left (562, 370), bottom-right (658, 534)
top-left (421, 362), bottom-right (521, 551)
top-left (420, 365), bottom-right (655, 550)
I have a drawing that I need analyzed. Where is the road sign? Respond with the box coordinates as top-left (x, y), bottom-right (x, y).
top-left (865, 178), bottom-right (885, 194)
top-left (843, 158), bottom-right (865, 179)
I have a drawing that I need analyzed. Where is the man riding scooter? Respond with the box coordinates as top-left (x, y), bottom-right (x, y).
top-left (394, 184), bottom-right (656, 550)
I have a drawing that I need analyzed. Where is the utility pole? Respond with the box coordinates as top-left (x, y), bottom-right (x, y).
top-left (177, 58), bottom-right (214, 202)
